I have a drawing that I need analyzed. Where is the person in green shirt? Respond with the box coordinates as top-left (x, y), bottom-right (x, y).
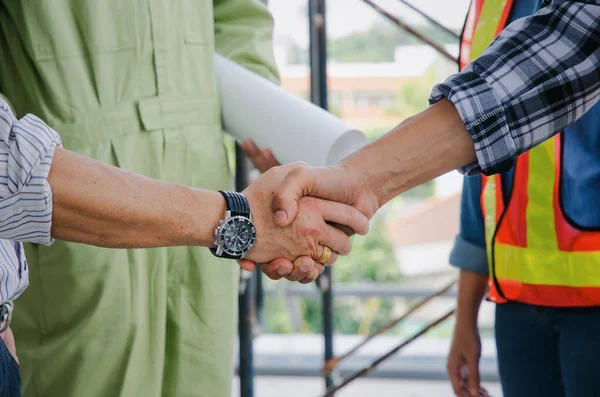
top-left (0, 1), bottom-right (288, 396)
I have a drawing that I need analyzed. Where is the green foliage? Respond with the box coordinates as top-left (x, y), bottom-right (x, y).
top-left (292, 297), bottom-right (400, 335)
top-left (329, 24), bottom-right (457, 63)
top-left (402, 180), bottom-right (435, 198)
top-left (385, 80), bottom-right (431, 120)
top-left (333, 215), bottom-right (401, 284)
top-left (363, 126), bottom-right (390, 141)
top-left (264, 297), bottom-right (295, 334)
top-left (328, 103), bottom-right (341, 117)
top-left (286, 24), bottom-right (458, 65)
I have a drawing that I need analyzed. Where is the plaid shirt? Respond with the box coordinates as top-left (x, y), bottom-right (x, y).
top-left (430, 0), bottom-right (600, 176)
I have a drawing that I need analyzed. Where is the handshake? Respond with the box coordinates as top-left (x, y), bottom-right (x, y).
top-left (226, 141), bottom-right (382, 284)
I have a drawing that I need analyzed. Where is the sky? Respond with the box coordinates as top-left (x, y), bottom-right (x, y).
top-left (268, 0), bottom-right (471, 47)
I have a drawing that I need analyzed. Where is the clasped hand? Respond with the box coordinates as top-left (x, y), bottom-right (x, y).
top-left (237, 142), bottom-right (380, 283)
top-left (240, 164), bottom-right (370, 283)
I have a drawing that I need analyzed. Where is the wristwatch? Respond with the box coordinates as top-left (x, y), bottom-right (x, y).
top-left (210, 191), bottom-right (257, 259)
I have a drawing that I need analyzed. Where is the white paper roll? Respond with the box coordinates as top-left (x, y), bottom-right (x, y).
top-left (214, 54), bottom-right (367, 166)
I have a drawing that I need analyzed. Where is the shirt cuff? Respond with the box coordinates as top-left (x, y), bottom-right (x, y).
top-left (449, 235), bottom-right (489, 276)
top-left (13, 114), bottom-right (62, 246)
top-left (430, 68), bottom-right (517, 176)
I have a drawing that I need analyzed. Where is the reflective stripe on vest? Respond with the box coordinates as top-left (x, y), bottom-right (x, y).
top-left (463, 0), bottom-right (600, 307)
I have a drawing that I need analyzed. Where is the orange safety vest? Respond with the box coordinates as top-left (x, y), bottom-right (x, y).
top-left (462, 0), bottom-right (600, 307)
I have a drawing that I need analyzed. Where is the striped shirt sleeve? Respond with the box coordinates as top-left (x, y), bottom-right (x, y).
top-left (0, 98), bottom-right (62, 245)
top-left (430, 1), bottom-right (600, 176)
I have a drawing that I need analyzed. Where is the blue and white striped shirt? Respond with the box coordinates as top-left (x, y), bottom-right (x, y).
top-left (0, 98), bottom-right (61, 304)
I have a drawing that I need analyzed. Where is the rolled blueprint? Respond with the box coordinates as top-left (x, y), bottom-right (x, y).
top-left (214, 54), bottom-right (367, 166)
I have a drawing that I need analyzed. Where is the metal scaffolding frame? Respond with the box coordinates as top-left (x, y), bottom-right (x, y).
top-left (236, 0), bottom-right (461, 395)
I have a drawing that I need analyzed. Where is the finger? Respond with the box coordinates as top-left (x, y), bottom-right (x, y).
top-left (466, 356), bottom-right (481, 397)
top-left (271, 164), bottom-right (317, 227)
top-left (447, 358), bottom-right (466, 397)
top-left (285, 256), bottom-right (317, 282)
top-left (326, 251), bottom-right (338, 266)
top-left (251, 149), bottom-right (278, 174)
top-left (317, 224), bottom-right (353, 256)
top-left (240, 139), bottom-right (261, 157)
top-left (261, 149), bottom-right (280, 170)
top-left (260, 258), bottom-right (294, 280)
top-left (321, 200), bottom-right (370, 236)
top-left (237, 259), bottom-right (257, 272)
top-left (299, 268), bottom-right (320, 284)
top-left (252, 151), bottom-right (270, 174)
top-left (316, 263), bottom-right (325, 274)
top-left (242, 141), bottom-right (272, 173)
top-left (2, 328), bottom-right (18, 364)
top-left (329, 222), bottom-right (356, 236)
top-left (314, 244), bottom-right (339, 266)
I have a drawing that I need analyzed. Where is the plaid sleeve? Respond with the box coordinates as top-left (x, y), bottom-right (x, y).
top-left (430, 1), bottom-right (600, 175)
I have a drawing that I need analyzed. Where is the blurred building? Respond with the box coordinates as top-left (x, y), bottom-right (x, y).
top-left (279, 45), bottom-right (458, 130)
top-left (386, 171), bottom-right (462, 276)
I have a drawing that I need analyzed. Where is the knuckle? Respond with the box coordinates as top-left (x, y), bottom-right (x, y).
top-left (289, 165), bottom-right (312, 181)
top-left (300, 222), bottom-right (320, 238)
top-left (340, 239), bottom-right (352, 255)
top-left (345, 206), bottom-right (357, 221)
top-left (288, 167), bottom-right (304, 179)
top-left (268, 273), bottom-right (283, 281)
top-left (299, 196), bottom-right (321, 213)
top-left (290, 161), bottom-right (309, 169)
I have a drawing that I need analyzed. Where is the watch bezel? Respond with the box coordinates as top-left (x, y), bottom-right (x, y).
top-left (214, 215), bottom-right (256, 258)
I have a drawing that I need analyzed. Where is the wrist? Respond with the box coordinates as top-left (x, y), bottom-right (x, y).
top-left (340, 122), bottom-right (412, 209)
top-left (191, 190), bottom-right (227, 247)
top-left (338, 160), bottom-right (381, 219)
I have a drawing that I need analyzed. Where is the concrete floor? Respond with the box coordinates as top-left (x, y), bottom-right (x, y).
top-left (232, 377), bottom-right (503, 397)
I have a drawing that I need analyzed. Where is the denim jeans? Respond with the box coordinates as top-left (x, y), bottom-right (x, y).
top-left (495, 302), bottom-right (600, 397)
top-left (0, 337), bottom-right (20, 397)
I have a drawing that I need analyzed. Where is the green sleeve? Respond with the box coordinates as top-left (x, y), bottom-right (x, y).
top-left (213, 0), bottom-right (280, 84)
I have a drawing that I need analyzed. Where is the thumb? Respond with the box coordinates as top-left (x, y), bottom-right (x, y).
top-left (237, 259), bottom-right (257, 272)
top-left (466, 355), bottom-right (481, 397)
top-left (272, 165), bottom-right (318, 227)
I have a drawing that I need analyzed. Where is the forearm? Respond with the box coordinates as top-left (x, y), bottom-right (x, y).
top-left (49, 148), bottom-right (224, 248)
top-left (455, 269), bottom-right (488, 327)
top-left (343, 99), bottom-right (476, 208)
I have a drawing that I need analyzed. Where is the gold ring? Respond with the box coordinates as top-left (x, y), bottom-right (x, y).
top-left (316, 246), bottom-right (332, 264)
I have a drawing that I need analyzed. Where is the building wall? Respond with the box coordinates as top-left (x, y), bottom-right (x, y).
top-left (395, 241), bottom-right (453, 276)
top-left (280, 75), bottom-right (428, 130)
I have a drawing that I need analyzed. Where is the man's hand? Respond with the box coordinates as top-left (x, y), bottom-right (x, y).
top-left (270, 162), bottom-right (380, 227)
top-left (448, 270), bottom-right (489, 397)
top-left (239, 161), bottom-right (378, 283)
top-left (240, 164), bottom-right (369, 282)
top-left (448, 319), bottom-right (484, 397)
top-left (269, 100), bottom-right (477, 227)
top-left (1, 327), bottom-right (18, 364)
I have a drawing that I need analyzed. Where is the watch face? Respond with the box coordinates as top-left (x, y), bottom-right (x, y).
top-left (218, 216), bottom-right (256, 256)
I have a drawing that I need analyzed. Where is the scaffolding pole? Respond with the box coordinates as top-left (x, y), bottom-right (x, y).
top-left (308, 0), bottom-right (335, 391)
top-left (396, 0), bottom-right (460, 39)
top-left (359, 0), bottom-right (458, 64)
top-left (236, 144), bottom-right (254, 397)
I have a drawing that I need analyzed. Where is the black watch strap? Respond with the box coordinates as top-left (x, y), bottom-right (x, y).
top-left (219, 191), bottom-right (250, 217)
top-left (210, 191), bottom-right (252, 259)
top-left (210, 249), bottom-right (240, 260)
